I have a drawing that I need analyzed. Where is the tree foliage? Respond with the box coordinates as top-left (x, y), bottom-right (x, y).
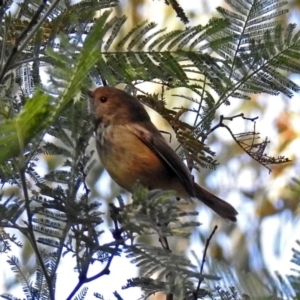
top-left (0, 0), bottom-right (299, 299)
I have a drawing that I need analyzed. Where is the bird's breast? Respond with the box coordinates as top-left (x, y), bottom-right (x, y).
top-left (95, 124), bottom-right (188, 197)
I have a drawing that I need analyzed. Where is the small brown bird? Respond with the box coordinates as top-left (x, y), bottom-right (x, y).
top-left (88, 87), bottom-right (238, 221)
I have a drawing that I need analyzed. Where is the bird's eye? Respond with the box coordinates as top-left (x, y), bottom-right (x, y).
top-left (99, 96), bottom-right (107, 103)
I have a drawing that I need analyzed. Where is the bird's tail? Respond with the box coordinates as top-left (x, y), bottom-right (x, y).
top-left (193, 183), bottom-right (238, 222)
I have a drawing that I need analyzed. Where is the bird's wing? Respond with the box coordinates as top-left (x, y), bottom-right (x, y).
top-left (127, 122), bottom-right (195, 195)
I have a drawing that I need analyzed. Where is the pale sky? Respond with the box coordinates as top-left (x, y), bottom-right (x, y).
top-left (1, 0), bottom-right (300, 299)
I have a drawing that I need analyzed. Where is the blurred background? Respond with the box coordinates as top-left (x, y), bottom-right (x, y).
top-left (1, 0), bottom-right (300, 299)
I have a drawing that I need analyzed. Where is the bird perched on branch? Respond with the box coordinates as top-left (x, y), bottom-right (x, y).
top-left (88, 86), bottom-right (238, 222)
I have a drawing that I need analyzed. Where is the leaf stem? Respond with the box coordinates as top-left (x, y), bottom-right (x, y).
top-left (19, 167), bottom-right (55, 300)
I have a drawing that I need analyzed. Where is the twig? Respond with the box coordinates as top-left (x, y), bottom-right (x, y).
top-left (66, 216), bottom-right (123, 300)
top-left (9, 56), bottom-right (52, 70)
top-left (194, 225), bottom-right (218, 299)
top-left (66, 252), bottom-right (115, 300)
top-left (159, 234), bottom-right (171, 251)
top-left (201, 114), bottom-right (289, 172)
top-left (19, 167), bottom-right (55, 300)
top-left (48, 133), bottom-right (90, 284)
top-left (160, 130), bottom-right (172, 143)
top-left (0, 0), bottom-right (46, 82)
top-left (205, 113), bottom-right (258, 137)
top-left (157, 227), bottom-right (173, 300)
top-left (0, 0), bottom-right (61, 83)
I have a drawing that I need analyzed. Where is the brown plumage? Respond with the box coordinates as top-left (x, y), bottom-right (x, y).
top-left (88, 86), bottom-right (238, 222)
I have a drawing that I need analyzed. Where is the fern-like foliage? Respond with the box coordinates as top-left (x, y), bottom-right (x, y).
top-left (113, 185), bottom-right (200, 238)
top-left (122, 242), bottom-right (219, 299)
top-left (0, 0), bottom-right (300, 299)
top-left (215, 0), bottom-right (300, 100)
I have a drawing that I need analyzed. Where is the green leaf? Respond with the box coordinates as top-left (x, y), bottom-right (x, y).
top-left (0, 91), bottom-right (51, 164)
top-left (0, 11), bottom-right (112, 164)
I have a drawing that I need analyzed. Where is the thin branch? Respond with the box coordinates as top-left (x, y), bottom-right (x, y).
top-left (19, 167), bottom-right (55, 300)
top-left (194, 75), bottom-right (207, 127)
top-left (66, 245), bottom-right (118, 300)
top-left (48, 223), bottom-right (71, 283)
top-left (9, 56), bottom-right (52, 73)
top-left (65, 255), bottom-right (90, 300)
top-left (159, 234), bottom-right (171, 251)
top-left (194, 225), bottom-right (218, 299)
top-left (49, 133), bottom-right (92, 283)
top-left (0, 0), bottom-right (61, 83)
top-left (199, 113), bottom-right (290, 172)
top-left (193, 50), bottom-right (278, 134)
top-left (0, 0), bottom-right (46, 83)
top-left (158, 226), bottom-right (173, 300)
top-left (205, 113), bottom-right (258, 137)
top-left (0, 223), bottom-right (29, 236)
top-left (66, 218), bottom-right (123, 300)
top-left (85, 250), bottom-right (114, 282)
top-left (16, 0), bottom-right (60, 56)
